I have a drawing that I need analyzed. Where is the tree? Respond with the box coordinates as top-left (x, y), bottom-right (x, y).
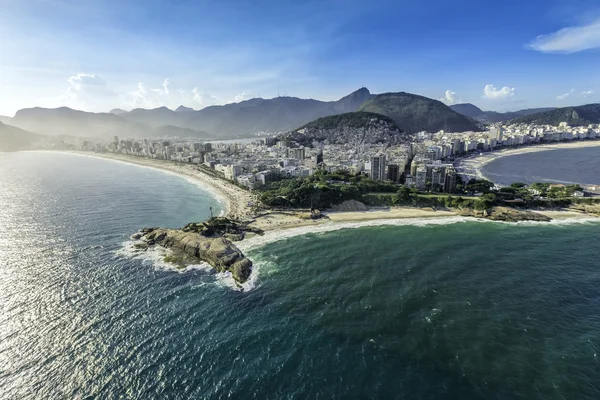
top-left (466, 179), bottom-right (494, 194)
top-left (397, 185), bottom-right (411, 201)
top-left (510, 182), bottom-right (527, 188)
top-left (474, 193), bottom-right (497, 210)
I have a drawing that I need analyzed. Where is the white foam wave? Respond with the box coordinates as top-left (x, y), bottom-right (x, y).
top-left (237, 215), bottom-right (600, 251)
top-left (237, 217), bottom-right (472, 251)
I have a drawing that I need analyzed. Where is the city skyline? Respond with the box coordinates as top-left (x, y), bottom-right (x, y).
top-left (1, 0), bottom-right (600, 115)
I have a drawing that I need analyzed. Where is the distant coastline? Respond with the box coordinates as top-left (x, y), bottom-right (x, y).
top-left (455, 140), bottom-right (600, 186)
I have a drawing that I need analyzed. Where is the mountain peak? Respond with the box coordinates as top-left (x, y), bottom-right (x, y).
top-left (334, 87), bottom-right (373, 113)
top-left (175, 105), bottom-right (194, 112)
top-left (109, 108), bottom-right (127, 115)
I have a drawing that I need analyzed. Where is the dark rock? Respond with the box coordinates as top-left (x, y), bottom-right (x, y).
top-left (142, 228), bottom-right (253, 284)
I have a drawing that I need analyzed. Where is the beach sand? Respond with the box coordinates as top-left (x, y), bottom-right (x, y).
top-left (536, 209), bottom-right (596, 220)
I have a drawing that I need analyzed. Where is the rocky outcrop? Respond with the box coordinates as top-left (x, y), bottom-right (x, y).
top-left (139, 228), bottom-right (252, 283)
top-left (461, 206), bottom-right (551, 222)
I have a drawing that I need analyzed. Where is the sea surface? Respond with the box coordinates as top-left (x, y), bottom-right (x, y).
top-left (481, 146), bottom-right (600, 186)
top-left (2, 151), bottom-right (600, 399)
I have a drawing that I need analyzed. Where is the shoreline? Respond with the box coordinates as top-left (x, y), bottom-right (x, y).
top-left (455, 140), bottom-right (600, 185)
top-left (63, 151), bottom-right (255, 218)
top-left (36, 150), bottom-right (598, 235)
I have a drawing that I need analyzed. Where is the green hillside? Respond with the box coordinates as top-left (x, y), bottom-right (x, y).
top-left (359, 92), bottom-right (481, 133)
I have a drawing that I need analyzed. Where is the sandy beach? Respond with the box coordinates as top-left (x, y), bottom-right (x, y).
top-left (455, 140), bottom-right (600, 184)
top-left (245, 208), bottom-right (458, 232)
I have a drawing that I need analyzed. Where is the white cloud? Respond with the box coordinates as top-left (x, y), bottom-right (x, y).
top-left (528, 18), bottom-right (600, 53)
top-left (557, 88), bottom-right (575, 100)
top-left (582, 90), bottom-right (595, 97)
top-left (192, 88), bottom-right (219, 107)
top-left (439, 90), bottom-right (459, 105)
top-left (133, 79), bottom-right (172, 108)
top-left (482, 84), bottom-right (515, 100)
top-left (67, 73), bottom-right (107, 90)
top-left (60, 73), bottom-right (118, 111)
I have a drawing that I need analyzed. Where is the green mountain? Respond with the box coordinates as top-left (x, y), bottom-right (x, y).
top-left (279, 112), bottom-right (408, 146)
top-left (359, 92), bottom-right (481, 133)
top-left (449, 103), bottom-right (485, 119)
top-left (510, 104), bottom-right (600, 126)
top-left (0, 122), bottom-right (41, 151)
top-left (450, 103), bottom-right (556, 123)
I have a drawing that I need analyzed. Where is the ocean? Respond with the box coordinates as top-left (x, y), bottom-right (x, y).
top-left (481, 146), bottom-right (600, 186)
top-left (1, 151), bottom-right (600, 399)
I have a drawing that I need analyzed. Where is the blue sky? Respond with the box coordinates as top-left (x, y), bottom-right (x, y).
top-left (1, 0), bottom-right (600, 115)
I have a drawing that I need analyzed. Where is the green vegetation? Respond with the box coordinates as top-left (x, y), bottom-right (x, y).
top-left (182, 217), bottom-right (263, 237)
top-left (358, 92), bottom-right (481, 133)
top-left (258, 172), bottom-right (599, 212)
top-left (259, 170), bottom-right (398, 208)
top-left (510, 103), bottom-right (600, 126)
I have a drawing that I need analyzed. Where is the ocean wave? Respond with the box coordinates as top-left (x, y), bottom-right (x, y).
top-left (237, 216), bottom-right (600, 251)
top-left (236, 217), bottom-right (473, 251)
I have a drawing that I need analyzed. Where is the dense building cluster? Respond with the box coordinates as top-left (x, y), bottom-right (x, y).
top-left (74, 120), bottom-right (600, 194)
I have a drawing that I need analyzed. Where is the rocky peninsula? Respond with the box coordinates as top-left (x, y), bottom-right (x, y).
top-left (132, 218), bottom-right (260, 284)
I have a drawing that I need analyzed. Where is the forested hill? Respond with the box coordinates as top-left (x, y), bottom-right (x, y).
top-left (510, 104), bottom-right (600, 126)
top-left (359, 92), bottom-right (481, 133)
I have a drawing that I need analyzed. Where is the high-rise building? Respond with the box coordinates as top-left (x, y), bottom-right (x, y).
top-left (113, 136), bottom-right (119, 145)
top-left (415, 166), bottom-right (427, 189)
top-left (292, 148), bottom-right (305, 160)
top-left (489, 127), bottom-right (504, 142)
top-left (370, 153), bottom-right (387, 181)
top-left (387, 164), bottom-right (400, 182)
top-left (410, 160), bottom-right (422, 177)
top-left (444, 167), bottom-right (458, 193)
top-left (431, 167), bottom-right (443, 188)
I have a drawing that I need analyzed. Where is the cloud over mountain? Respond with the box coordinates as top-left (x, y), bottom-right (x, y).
top-left (482, 84), bottom-right (515, 100)
top-left (439, 90), bottom-right (459, 105)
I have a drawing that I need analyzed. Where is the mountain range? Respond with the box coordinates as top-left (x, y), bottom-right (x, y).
top-left (510, 104), bottom-right (600, 126)
top-left (3, 89), bottom-right (599, 144)
top-left (450, 103), bottom-right (556, 123)
top-left (1, 88), bottom-right (478, 140)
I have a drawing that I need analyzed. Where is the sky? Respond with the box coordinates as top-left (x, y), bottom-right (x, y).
top-left (1, 0), bottom-right (600, 115)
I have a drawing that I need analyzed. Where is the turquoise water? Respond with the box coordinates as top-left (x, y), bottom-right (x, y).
top-left (1, 152), bottom-right (600, 399)
top-left (481, 146), bottom-right (600, 186)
